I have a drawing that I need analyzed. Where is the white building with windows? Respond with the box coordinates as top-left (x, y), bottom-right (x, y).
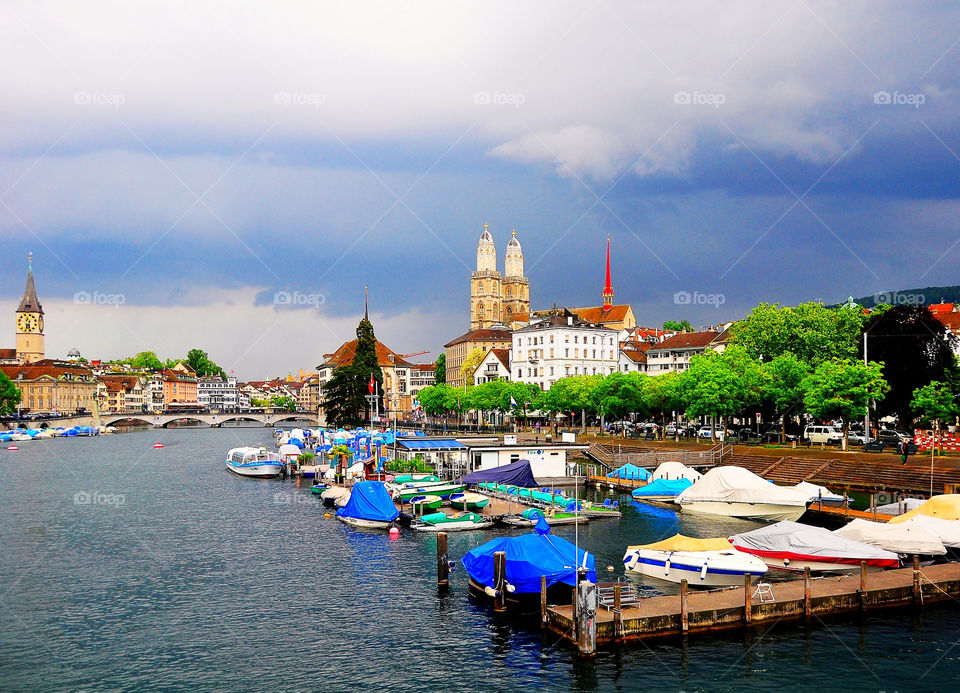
top-left (198, 375), bottom-right (240, 411)
top-left (511, 309), bottom-right (618, 391)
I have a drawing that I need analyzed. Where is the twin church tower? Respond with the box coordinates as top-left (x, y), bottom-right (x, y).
top-left (469, 224), bottom-right (530, 330)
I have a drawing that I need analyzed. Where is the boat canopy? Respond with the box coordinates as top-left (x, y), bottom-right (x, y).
top-left (732, 521), bottom-right (899, 566)
top-left (676, 466), bottom-right (809, 507)
top-left (793, 481), bottom-right (845, 502)
top-left (889, 494), bottom-right (960, 524)
top-left (630, 534), bottom-right (732, 553)
top-left (834, 518), bottom-right (945, 555)
top-left (606, 463), bottom-right (651, 481)
top-left (631, 478), bottom-right (693, 498)
top-left (461, 528), bottom-right (596, 594)
top-left (875, 498), bottom-right (926, 516)
top-left (461, 459), bottom-right (539, 488)
top-left (650, 462), bottom-right (702, 482)
top-left (336, 481), bottom-right (399, 523)
top-left (278, 444), bottom-right (302, 457)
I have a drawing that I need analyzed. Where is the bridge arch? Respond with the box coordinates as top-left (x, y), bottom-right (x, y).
top-left (271, 414), bottom-right (319, 425)
top-left (102, 415), bottom-right (156, 427)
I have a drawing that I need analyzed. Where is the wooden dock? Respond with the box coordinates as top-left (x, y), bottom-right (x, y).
top-left (545, 562), bottom-right (960, 648)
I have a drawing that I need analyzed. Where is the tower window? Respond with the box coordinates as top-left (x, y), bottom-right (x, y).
top-left (478, 282), bottom-right (484, 294)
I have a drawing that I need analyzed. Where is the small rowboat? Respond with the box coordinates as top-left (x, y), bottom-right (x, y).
top-left (500, 511), bottom-right (589, 527)
top-left (409, 495), bottom-right (443, 512)
top-left (411, 511), bottom-right (493, 532)
top-left (449, 492), bottom-right (490, 511)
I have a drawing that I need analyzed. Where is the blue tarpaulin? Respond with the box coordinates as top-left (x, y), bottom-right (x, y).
top-left (461, 528), bottom-right (596, 594)
top-left (631, 478), bottom-right (693, 498)
top-left (336, 481), bottom-right (399, 523)
top-left (461, 459), bottom-right (538, 488)
top-left (606, 463), bottom-right (651, 481)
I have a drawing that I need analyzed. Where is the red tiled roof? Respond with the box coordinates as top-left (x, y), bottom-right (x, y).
top-left (0, 361), bottom-right (95, 381)
top-left (411, 363), bottom-right (436, 371)
top-left (99, 375), bottom-right (140, 390)
top-left (323, 339), bottom-right (413, 368)
top-left (649, 330), bottom-right (719, 351)
top-left (444, 328), bottom-right (513, 348)
top-left (571, 304), bottom-right (632, 324)
top-left (0, 348), bottom-right (16, 359)
top-left (937, 313), bottom-right (960, 332)
top-left (489, 348), bottom-right (511, 368)
top-left (928, 303), bottom-right (955, 315)
top-left (620, 348), bottom-right (648, 363)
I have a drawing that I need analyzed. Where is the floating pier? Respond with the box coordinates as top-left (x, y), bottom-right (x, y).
top-left (545, 562), bottom-right (960, 651)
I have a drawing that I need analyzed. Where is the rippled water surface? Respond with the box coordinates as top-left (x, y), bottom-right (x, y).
top-left (2, 428), bottom-right (959, 692)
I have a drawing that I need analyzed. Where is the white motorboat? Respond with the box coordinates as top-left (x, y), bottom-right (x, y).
top-left (731, 520), bottom-right (900, 574)
top-left (834, 518), bottom-right (946, 557)
top-left (675, 466), bottom-right (810, 522)
top-left (321, 486), bottom-right (351, 507)
top-left (794, 481), bottom-right (851, 507)
top-left (623, 534), bottom-right (767, 587)
top-left (224, 446), bottom-right (285, 478)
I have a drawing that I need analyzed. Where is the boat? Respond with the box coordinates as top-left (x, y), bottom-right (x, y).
top-left (623, 534), bottom-right (768, 587)
top-left (449, 492), bottom-right (490, 511)
top-left (336, 481), bottom-right (400, 529)
top-left (581, 500), bottom-right (622, 518)
top-left (321, 486), bottom-right (351, 507)
top-left (631, 478), bottom-right (693, 501)
top-left (675, 466), bottom-right (810, 522)
top-left (392, 474), bottom-right (441, 484)
top-left (153, 442), bottom-right (164, 449)
top-left (310, 483), bottom-right (329, 496)
top-left (500, 508), bottom-right (589, 527)
top-left (10, 433), bottom-right (33, 442)
top-left (410, 511), bottom-right (493, 532)
top-left (390, 482), bottom-right (466, 502)
top-left (793, 481), bottom-right (850, 507)
top-left (888, 494), bottom-right (960, 523)
top-left (649, 462), bottom-right (702, 482)
top-left (834, 518), bottom-right (946, 557)
top-left (875, 498), bottom-right (926, 516)
top-left (409, 495), bottom-right (443, 512)
top-left (730, 520), bottom-right (900, 574)
top-left (461, 518), bottom-right (595, 611)
top-left (224, 446), bottom-right (285, 478)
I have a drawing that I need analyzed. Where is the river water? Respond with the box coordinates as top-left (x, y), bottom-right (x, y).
top-left (2, 428), bottom-right (958, 692)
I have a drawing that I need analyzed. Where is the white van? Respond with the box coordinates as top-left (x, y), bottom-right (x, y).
top-left (803, 425), bottom-right (843, 445)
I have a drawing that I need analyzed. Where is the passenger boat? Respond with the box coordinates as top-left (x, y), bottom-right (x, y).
top-left (731, 520), bottom-right (900, 573)
top-left (448, 492), bottom-right (490, 511)
top-left (675, 466), bottom-right (810, 522)
top-left (336, 481), bottom-right (400, 529)
top-left (409, 495), bottom-right (443, 512)
top-left (224, 446), bottom-right (285, 478)
top-left (623, 534), bottom-right (768, 587)
top-left (410, 511), bottom-right (493, 532)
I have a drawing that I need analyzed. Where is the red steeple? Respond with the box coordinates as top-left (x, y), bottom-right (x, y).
top-left (602, 236), bottom-right (614, 311)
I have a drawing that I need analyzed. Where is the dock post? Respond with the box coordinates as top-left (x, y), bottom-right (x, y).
top-left (913, 555), bottom-right (921, 605)
top-left (437, 532), bottom-right (449, 590)
top-left (803, 567), bottom-right (812, 618)
top-left (744, 573), bottom-right (752, 624)
top-left (540, 575), bottom-right (547, 628)
top-left (575, 580), bottom-right (597, 659)
top-left (493, 551), bottom-right (507, 613)
top-left (680, 579), bottom-right (689, 633)
top-left (859, 561), bottom-right (867, 608)
top-left (614, 582), bottom-right (621, 612)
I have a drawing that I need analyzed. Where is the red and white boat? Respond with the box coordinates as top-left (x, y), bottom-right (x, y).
top-left (730, 520), bottom-right (899, 574)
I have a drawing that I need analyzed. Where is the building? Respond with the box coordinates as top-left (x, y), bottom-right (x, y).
top-left (444, 325), bottom-right (513, 389)
top-left (511, 309), bottom-right (619, 390)
top-left (474, 348), bottom-right (511, 384)
top-left (161, 368), bottom-right (198, 406)
top-left (407, 364), bottom-right (436, 402)
top-left (197, 375), bottom-right (240, 411)
top-left (645, 330), bottom-right (721, 375)
top-left (470, 225), bottom-right (530, 330)
top-left (9, 254), bottom-right (45, 365)
top-left (618, 342), bottom-right (651, 373)
top-left (0, 360), bottom-right (97, 414)
top-left (460, 438), bottom-right (590, 480)
top-left (97, 375), bottom-right (146, 413)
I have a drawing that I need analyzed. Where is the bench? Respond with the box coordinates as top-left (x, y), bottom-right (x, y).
top-left (744, 436), bottom-right (763, 446)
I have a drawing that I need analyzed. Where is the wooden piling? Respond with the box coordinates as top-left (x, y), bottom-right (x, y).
top-left (614, 583), bottom-right (621, 612)
top-left (575, 581), bottom-right (597, 658)
top-left (860, 560), bottom-right (867, 603)
top-left (680, 579), bottom-right (689, 633)
top-left (913, 555), bottom-right (921, 604)
top-left (803, 567), bottom-right (811, 618)
top-left (437, 532), bottom-right (449, 589)
top-left (493, 551), bottom-right (507, 613)
top-left (540, 575), bottom-right (548, 628)
top-left (744, 573), bottom-right (752, 624)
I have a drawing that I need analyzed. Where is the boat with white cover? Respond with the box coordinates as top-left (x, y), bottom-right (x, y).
top-left (675, 466), bottom-right (810, 522)
top-left (793, 481), bottom-right (851, 507)
top-left (224, 446), bottom-right (285, 478)
top-left (731, 520), bottom-right (900, 574)
top-left (623, 534), bottom-right (768, 587)
top-left (834, 518), bottom-right (946, 557)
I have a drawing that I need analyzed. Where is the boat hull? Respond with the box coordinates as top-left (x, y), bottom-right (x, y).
top-left (624, 549), bottom-right (767, 587)
top-left (412, 519), bottom-right (493, 532)
top-left (225, 462), bottom-right (285, 479)
top-left (500, 514), bottom-right (589, 527)
top-left (394, 484), bottom-right (466, 501)
top-left (336, 515), bottom-right (394, 529)
top-left (739, 553), bottom-right (892, 575)
top-left (679, 501), bottom-right (807, 523)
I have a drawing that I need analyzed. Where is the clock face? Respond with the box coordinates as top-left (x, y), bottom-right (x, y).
top-left (17, 314), bottom-right (39, 333)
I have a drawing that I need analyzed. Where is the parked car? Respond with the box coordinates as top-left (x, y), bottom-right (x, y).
top-left (877, 429), bottom-right (913, 446)
top-left (846, 431), bottom-right (873, 446)
top-left (697, 426), bottom-right (725, 441)
top-left (803, 425), bottom-right (844, 445)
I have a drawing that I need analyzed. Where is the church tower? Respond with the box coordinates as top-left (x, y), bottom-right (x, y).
top-left (470, 224), bottom-right (503, 330)
top-left (16, 253), bottom-right (45, 364)
top-left (500, 229), bottom-right (530, 326)
top-left (602, 236), bottom-right (614, 312)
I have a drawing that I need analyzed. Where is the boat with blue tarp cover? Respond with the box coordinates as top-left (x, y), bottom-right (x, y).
top-left (336, 481), bottom-right (400, 529)
top-left (631, 478), bottom-right (693, 500)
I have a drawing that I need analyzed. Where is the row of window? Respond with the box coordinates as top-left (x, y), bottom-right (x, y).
top-left (516, 348), bottom-right (615, 360)
top-left (521, 333), bottom-right (614, 346)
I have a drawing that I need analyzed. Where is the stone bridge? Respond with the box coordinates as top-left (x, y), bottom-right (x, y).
top-left (14, 412), bottom-right (320, 429)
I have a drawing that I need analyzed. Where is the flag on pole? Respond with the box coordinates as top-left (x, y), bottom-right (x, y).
top-left (510, 395), bottom-right (519, 409)
top-left (368, 375), bottom-right (375, 394)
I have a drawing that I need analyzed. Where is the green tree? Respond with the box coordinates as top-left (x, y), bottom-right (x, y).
top-left (911, 381), bottom-right (957, 433)
top-left (645, 372), bottom-right (681, 425)
top-left (186, 348), bottom-right (226, 379)
top-left (760, 352), bottom-right (811, 443)
top-left (130, 351), bottom-right (163, 371)
top-left (416, 384), bottom-right (450, 416)
top-left (460, 347), bottom-right (486, 387)
top-left (731, 302), bottom-right (866, 365)
top-left (270, 395), bottom-right (296, 412)
top-left (250, 397), bottom-right (270, 407)
top-left (663, 319), bottom-right (692, 332)
top-left (322, 313), bottom-right (384, 427)
top-left (592, 371), bottom-right (645, 421)
top-left (434, 353), bottom-right (446, 384)
top-left (0, 372), bottom-right (22, 415)
top-left (678, 350), bottom-right (752, 440)
top-left (802, 358), bottom-right (889, 450)
top-left (541, 375), bottom-right (596, 430)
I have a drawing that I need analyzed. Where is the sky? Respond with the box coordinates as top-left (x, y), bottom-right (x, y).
top-left (1, 1), bottom-right (959, 378)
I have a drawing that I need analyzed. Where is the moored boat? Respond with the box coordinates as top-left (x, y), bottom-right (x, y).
top-left (336, 481), bottom-right (400, 529)
top-left (390, 482), bottom-right (466, 501)
top-left (623, 534), bottom-right (768, 587)
top-left (632, 478), bottom-right (693, 501)
top-left (224, 446), bottom-right (285, 478)
top-left (411, 511), bottom-right (493, 532)
top-left (409, 495), bottom-right (443, 512)
top-left (500, 508), bottom-right (588, 527)
top-left (675, 466), bottom-right (810, 522)
top-left (321, 486), bottom-right (351, 507)
top-left (449, 492), bottom-right (490, 511)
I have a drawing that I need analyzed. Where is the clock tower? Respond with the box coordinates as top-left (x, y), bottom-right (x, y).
top-left (15, 253), bottom-right (44, 364)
